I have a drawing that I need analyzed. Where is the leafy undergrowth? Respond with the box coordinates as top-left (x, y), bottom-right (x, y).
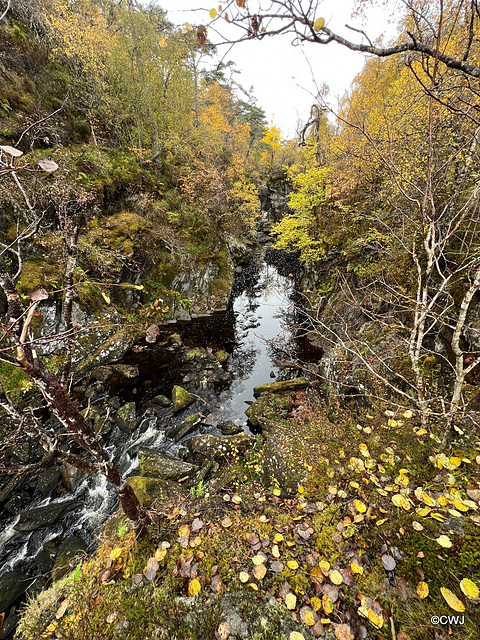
top-left (16, 397), bottom-right (480, 640)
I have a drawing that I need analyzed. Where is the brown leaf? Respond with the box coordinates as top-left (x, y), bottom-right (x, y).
top-left (253, 564), bottom-right (267, 580)
top-left (211, 575), bottom-right (223, 593)
top-left (248, 533), bottom-right (260, 545)
top-left (99, 568), bottom-right (114, 583)
top-left (29, 286), bottom-right (49, 302)
top-left (179, 555), bottom-right (193, 578)
top-left (270, 561), bottom-right (284, 573)
top-left (323, 584), bottom-right (339, 603)
top-left (144, 568), bottom-right (156, 582)
top-left (381, 554), bottom-right (396, 571)
top-left (55, 599), bottom-right (69, 619)
top-left (146, 557), bottom-right (159, 572)
top-left (197, 25), bottom-right (207, 45)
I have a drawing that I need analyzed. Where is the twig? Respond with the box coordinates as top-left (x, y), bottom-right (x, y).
top-left (0, 0), bottom-right (10, 23)
top-left (16, 91), bottom-right (70, 147)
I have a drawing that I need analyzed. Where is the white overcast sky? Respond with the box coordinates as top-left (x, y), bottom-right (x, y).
top-left (155, 1), bottom-right (400, 137)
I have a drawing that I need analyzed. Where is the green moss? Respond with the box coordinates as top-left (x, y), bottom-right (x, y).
top-left (17, 258), bottom-right (60, 295)
top-left (0, 361), bottom-right (32, 401)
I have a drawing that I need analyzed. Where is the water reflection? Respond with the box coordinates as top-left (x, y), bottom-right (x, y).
top-left (217, 249), bottom-right (299, 425)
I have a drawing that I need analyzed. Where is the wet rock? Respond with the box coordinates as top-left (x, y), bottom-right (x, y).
top-left (36, 550), bottom-right (56, 574)
top-left (253, 377), bottom-right (308, 397)
top-left (127, 476), bottom-right (183, 508)
top-left (91, 366), bottom-right (113, 381)
top-left (1, 606), bottom-right (20, 639)
top-left (153, 394), bottom-right (171, 407)
top-left (194, 460), bottom-right (218, 484)
top-left (270, 370), bottom-right (276, 378)
top-left (0, 474), bottom-right (27, 504)
top-left (5, 493), bottom-right (29, 515)
top-left (185, 347), bottom-right (206, 360)
top-left (82, 405), bottom-right (111, 436)
top-left (206, 369), bottom-right (232, 385)
top-left (115, 402), bottom-right (137, 433)
top-left (169, 333), bottom-right (182, 347)
top-left (60, 462), bottom-right (83, 493)
top-left (166, 413), bottom-right (203, 442)
top-left (111, 364), bottom-right (139, 379)
top-left (138, 448), bottom-right (197, 480)
top-left (14, 499), bottom-right (78, 532)
top-left (8, 440), bottom-right (31, 464)
top-left (52, 535), bottom-right (88, 581)
top-left (108, 395), bottom-right (121, 410)
top-left (172, 385), bottom-right (195, 412)
top-left (202, 413), bottom-right (216, 426)
top-left (215, 349), bottom-right (229, 363)
top-left (37, 469), bottom-right (61, 498)
top-left (187, 433), bottom-right (254, 458)
top-left (76, 327), bottom-right (140, 376)
top-left (0, 570), bottom-right (33, 616)
top-left (217, 421), bottom-right (243, 435)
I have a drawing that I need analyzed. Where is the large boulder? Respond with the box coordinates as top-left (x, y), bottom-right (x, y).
top-left (14, 499), bottom-right (78, 532)
top-left (36, 469), bottom-right (60, 498)
top-left (127, 476), bottom-right (183, 508)
top-left (138, 448), bottom-right (197, 480)
top-left (0, 474), bottom-right (27, 503)
top-left (253, 377), bottom-right (308, 398)
top-left (0, 570), bottom-right (33, 615)
top-left (187, 433), bottom-right (254, 458)
top-left (172, 386), bottom-right (195, 412)
top-left (165, 413), bottom-right (203, 441)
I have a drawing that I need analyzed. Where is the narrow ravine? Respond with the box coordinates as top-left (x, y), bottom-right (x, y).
top-left (0, 239), bottom-right (311, 637)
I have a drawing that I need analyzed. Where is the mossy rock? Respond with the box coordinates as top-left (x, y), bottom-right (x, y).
top-left (245, 393), bottom-right (291, 427)
top-left (166, 412), bottom-right (203, 442)
top-left (187, 433), bottom-right (254, 458)
top-left (172, 385), bottom-right (195, 412)
top-left (253, 377), bottom-right (308, 397)
top-left (138, 448), bottom-right (197, 480)
top-left (17, 257), bottom-right (60, 296)
top-left (215, 350), bottom-right (229, 363)
top-left (81, 405), bottom-right (111, 436)
top-left (75, 327), bottom-right (140, 375)
top-left (153, 394), bottom-right (171, 407)
top-left (126, 476), bottom-right (183, 508)
top-left (52, 536), bottom-right (87, 582)
top-left (114, 402), bottom-right (137, 434)
top-left (185, 347), bottom-right (206, 360)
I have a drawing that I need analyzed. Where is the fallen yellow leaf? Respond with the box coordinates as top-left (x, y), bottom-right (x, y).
top-left (440, 587), bottom-right (465, 612)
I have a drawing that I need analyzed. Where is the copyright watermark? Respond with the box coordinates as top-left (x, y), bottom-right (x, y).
top-left (431, 615), bottom-right (465, 625)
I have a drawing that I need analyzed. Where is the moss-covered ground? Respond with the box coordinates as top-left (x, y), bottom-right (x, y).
top-left (15, 391), bottom-right (480, 640)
